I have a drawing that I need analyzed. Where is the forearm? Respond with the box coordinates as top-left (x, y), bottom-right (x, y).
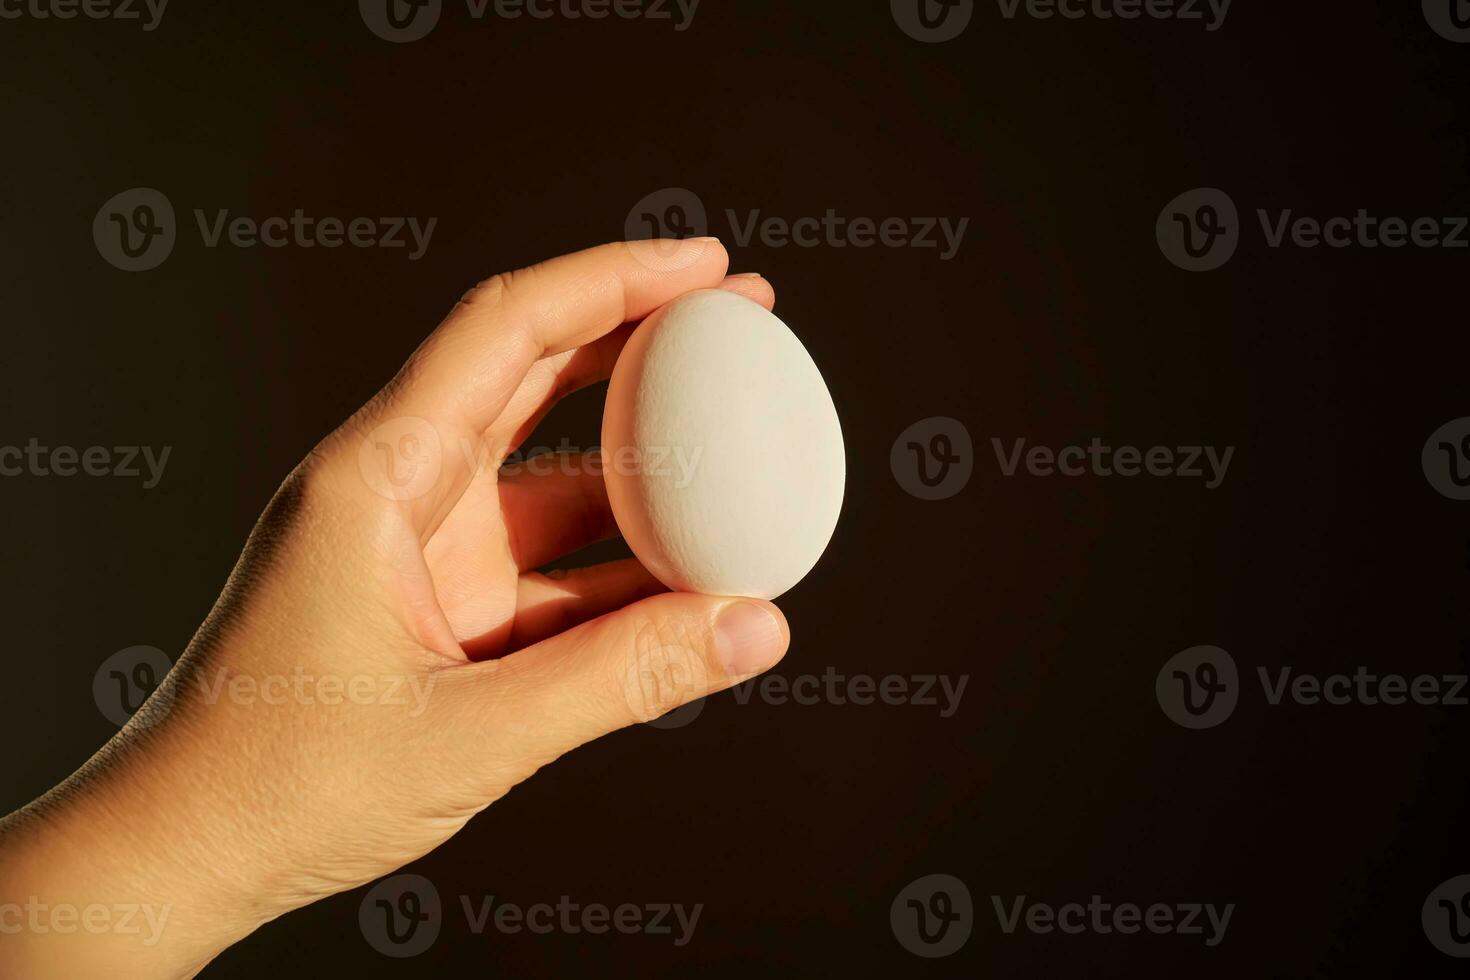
top-left (0, 723), bottom-right (274, 978)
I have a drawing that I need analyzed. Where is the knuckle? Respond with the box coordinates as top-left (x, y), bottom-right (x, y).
top-left (229, 452), bottom-right (332, 579)
top-left (622, 616), bottom-right (711, 723)
top-left (454, 267), bottom-right (542, 351)
top-left (466, 264), bottom-right (537, 312)
top-left (446, 272), bottom-right (510, 325)
top-left (278, 445), bottom-right (337, 516)
top-left (465, 271), bottom-right (509, 307)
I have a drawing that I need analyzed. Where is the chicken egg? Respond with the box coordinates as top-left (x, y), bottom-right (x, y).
top-left (601, 289), bottom-right (845, 599)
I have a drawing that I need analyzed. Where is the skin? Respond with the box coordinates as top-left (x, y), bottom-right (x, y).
top-left (0, 239), bottom-right (790, 978)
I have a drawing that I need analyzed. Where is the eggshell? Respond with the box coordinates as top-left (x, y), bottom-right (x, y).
top-left (601, 289), bottom-right (845, 599)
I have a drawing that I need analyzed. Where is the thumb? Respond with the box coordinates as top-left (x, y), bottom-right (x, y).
top-left (468, 592), bottom-right (789, 763)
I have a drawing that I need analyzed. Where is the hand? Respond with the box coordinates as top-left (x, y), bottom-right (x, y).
top-left (0, 239), bottom-right (791, 979)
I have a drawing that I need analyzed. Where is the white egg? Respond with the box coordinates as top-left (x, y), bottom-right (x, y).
top-left (601, 289), bottom-right (845, 599)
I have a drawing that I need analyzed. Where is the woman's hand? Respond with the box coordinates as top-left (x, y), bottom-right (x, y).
top-left (0, 239), bottom-right (790, 979)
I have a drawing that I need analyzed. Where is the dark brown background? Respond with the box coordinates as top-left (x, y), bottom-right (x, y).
top-left (3, 0), bottom-right (1470, 975)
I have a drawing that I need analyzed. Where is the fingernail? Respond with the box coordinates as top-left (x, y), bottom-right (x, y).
top-left (715, 601), bottom-right (786, 677)
top-left (730, 272), bottom-right (763, 279)
top-left (691, 236), bottom-right (720, 243)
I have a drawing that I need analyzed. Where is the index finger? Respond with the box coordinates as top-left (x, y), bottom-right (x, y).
top-left (339, 238), bottom-right (728, 537)
top-left (393, 238), bottom-right (728, 434)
